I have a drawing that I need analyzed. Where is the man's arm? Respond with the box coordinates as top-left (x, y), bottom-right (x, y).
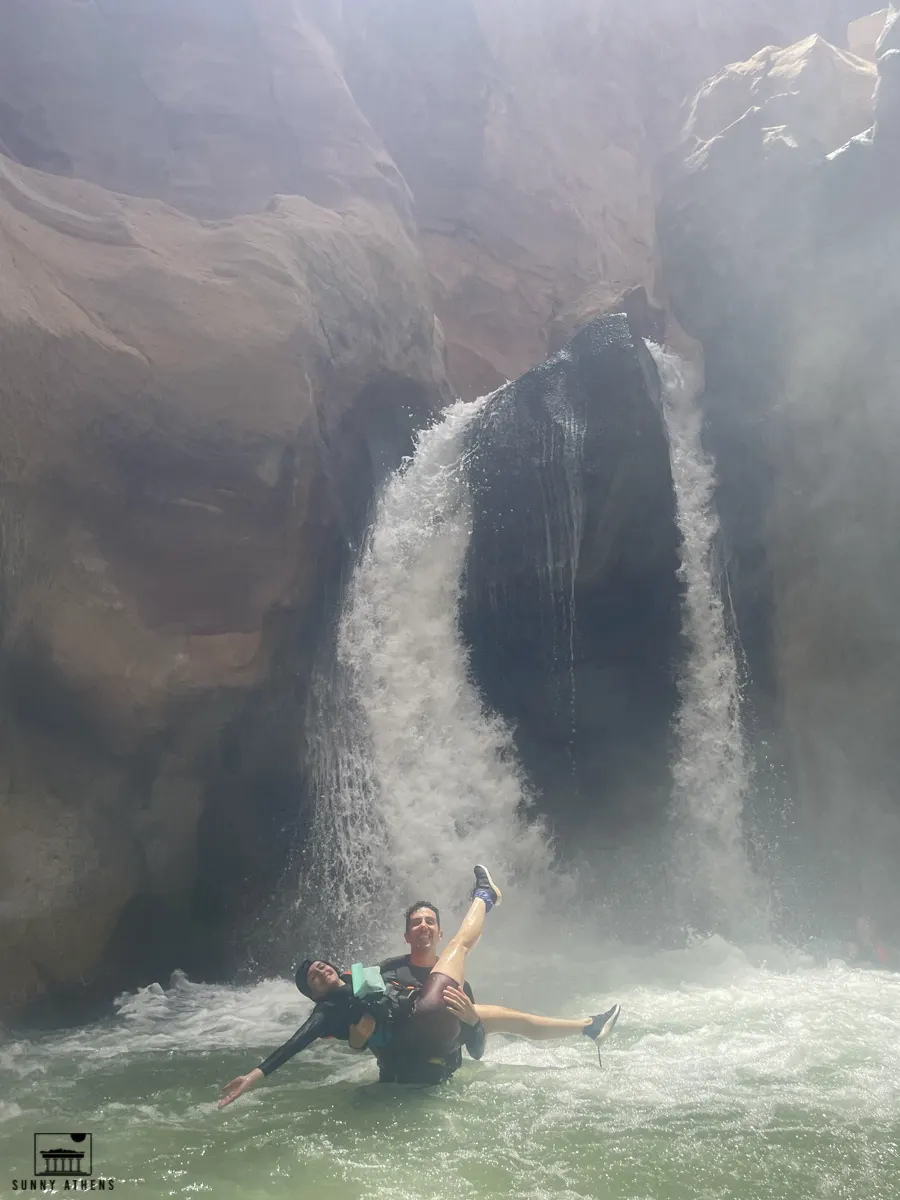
top-left (462, 1017), bottom-right (486, 1060)
top-left (444, 983), bottom-right (486, 1060)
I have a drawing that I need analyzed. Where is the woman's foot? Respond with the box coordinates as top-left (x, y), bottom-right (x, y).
top-left (471, 864), bottom-right (502, 910)
top-left (583, 1003), bottom-right (621, 1065)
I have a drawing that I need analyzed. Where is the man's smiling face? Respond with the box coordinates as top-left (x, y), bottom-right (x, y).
top-left (405, 906), bottom-right (442, 957)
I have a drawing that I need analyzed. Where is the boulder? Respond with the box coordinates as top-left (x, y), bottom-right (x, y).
top-left (875, 46), bottom-right (900, 140)
top-left (848, 8), bottom-right (891, 59)
top-left (683, 36), bottom-right (876, 152)
top-left (876, 3), bottom-right (900, 52)
top-left (662, 36), bottom-right (876, 343)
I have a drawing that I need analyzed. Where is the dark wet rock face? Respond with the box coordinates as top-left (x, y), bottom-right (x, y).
top-left (463, 315), bottom-right (681, 913)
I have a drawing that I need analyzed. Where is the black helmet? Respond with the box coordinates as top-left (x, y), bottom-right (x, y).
top-left (294, 957), bottom-right (341, 999)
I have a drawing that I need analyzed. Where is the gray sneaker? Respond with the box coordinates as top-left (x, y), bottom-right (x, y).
top-left (471, 864), bottom-right (502, 908)
top-left (584, 1004), bottom-right (621, 1065)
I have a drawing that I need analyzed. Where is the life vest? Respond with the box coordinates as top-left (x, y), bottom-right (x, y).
top-left (349, 966), bottom-right (421, 1046)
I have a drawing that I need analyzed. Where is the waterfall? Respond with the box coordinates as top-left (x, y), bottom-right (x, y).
top-left (650, 344), bottom-right (762, 930)
top-left (302, 398), bottom-right (552, 960)
top-left (300, 341), bottom-right (761, 955)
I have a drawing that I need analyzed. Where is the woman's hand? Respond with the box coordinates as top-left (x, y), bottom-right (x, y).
top-left (218, 1067), bottom-right (264, 1109)
top-left (443, 985), bottom-right (479, 1025)
top-left (349, 1013), bottom-right (377, 1049)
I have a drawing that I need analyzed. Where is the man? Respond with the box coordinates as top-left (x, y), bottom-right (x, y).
top-left (373, 873), bottom-right (496, 1084)
top-left (218, 864), bottom-right (503, 1105)
top-left (375, 883), bottom-right (621, 1084)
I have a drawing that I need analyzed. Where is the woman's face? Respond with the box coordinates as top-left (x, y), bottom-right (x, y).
top-left (306, 960), bottom-right (342, 999)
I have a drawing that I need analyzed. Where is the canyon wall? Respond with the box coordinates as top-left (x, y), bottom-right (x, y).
top-left (0, 0), bottom-right (879, 1015)
top-left (661, 12), bottom-right (899, 930)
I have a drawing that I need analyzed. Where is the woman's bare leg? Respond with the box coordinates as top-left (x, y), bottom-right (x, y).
top-left (430, 896), bottom-right (487, 986)
top-left (474, 1004), bottom-right (589, 1039)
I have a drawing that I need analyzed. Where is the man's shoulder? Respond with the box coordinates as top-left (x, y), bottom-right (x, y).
top-left (378, 954), bottom-right (412, 972)
top-left (379, 954), bottom-right (431, 985)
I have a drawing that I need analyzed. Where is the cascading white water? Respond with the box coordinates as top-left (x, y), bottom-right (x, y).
top-left (650, 343), bottom-right (762, 928)
top-left (303, 398), bottom-right (552, 957)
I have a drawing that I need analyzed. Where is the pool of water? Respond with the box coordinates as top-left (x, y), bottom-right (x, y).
top-left (2, 938), bottom-right (898, 1198)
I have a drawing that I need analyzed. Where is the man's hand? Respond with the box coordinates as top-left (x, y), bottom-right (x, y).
top-left (444, 984), bottom-right (479, 1025)
top-left (218, 1067), bottom-right (264, 1109)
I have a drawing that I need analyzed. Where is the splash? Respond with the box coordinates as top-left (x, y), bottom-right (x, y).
top-left (302, 399), bottom-right (551, 959)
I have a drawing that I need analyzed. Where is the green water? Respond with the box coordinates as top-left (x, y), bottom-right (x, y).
top-left (2, 940), bottom-right (898, 1199)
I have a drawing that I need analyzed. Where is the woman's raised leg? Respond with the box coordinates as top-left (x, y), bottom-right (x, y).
top-left (430, 865), bottom-right (502, 985)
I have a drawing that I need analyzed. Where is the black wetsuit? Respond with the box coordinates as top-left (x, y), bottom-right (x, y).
top-left (257, 980), bottom-right (360, 1076)
top-left (374, 955), bottom-right (486, 1084)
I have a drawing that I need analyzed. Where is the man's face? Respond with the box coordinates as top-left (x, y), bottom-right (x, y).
top-left (405, 907), bottom-right (442, 956)
top-left (306, 960), bottom-right (342, 999)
